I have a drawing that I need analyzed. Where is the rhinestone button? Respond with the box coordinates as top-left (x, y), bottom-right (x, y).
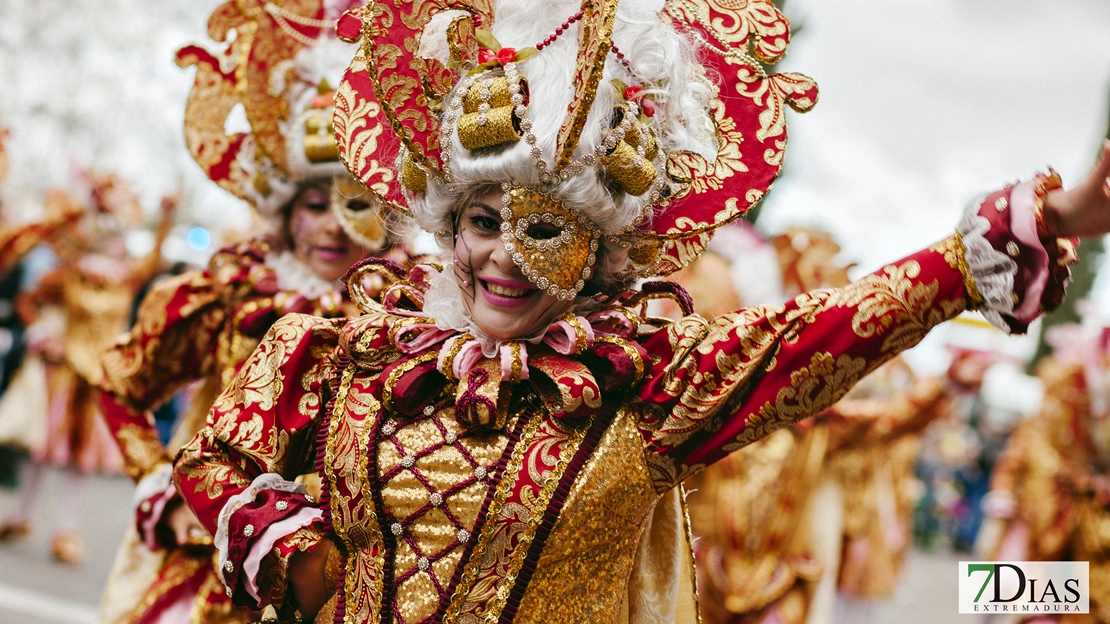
top-left (223, 561), bottom-right (234, 573)
top-left (444, 432), bottom-right (457, 444)
top-left (225, 587), bottom-right (233, 597)
top-left (401, 455), bottom-right (415, 468)
top-left (474, 466), bottom-right (487, 480)
top-left (418, 557), bottom-right (430, 571)
top-left (275, 500), bottom-right (288, 511)
top-left (429, 493), bottom-right (443, 507)
top-left (304, 494), bottom-right (314, 503)
top-left (381, 422), bottom-right (395, 436)
top-left (243, 524), bottom-right (255, 537)
top-left (457, 529), bottom-right (470, 543)
top-left (1006, 241), bottom-right (1020, 257)
top-left (423, 405), bottom-right (435, 416)
top-left (391, 522), bottom-right (403, 536)
top-left (995, 197), bottom-right (1009, 212)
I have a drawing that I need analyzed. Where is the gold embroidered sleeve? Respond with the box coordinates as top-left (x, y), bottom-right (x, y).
top-left (174, 314), bottom-right (343, 537)
top-left (636, 243), bottom-right (970, 490)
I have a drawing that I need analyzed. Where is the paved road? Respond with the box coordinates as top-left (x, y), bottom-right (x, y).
top-left (0, 467), bottom-right (969, 624)
top-left (0, 467), bottom-right (130, 624)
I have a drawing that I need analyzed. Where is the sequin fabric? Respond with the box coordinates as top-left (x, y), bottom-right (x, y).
top-left (378, 401), bottom-right (509, 623)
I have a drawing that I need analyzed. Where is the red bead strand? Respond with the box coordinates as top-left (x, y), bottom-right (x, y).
top-left (535, 11), bottom-right (583, 50)
top-left (610, 43), bottom-right (633, 72)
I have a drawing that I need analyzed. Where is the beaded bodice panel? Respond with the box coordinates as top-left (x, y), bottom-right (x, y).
top-left (377, 401), bottom-right (511, 624)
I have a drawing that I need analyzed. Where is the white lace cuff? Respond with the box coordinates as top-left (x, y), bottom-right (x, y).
top-left (241, 508), bottom-right (324, 603)
top-left (133, 463), bottom-right (176, 549)
top-left (214, 473), bottom-right (308, 585)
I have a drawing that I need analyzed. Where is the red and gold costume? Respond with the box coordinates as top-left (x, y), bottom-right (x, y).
top-left (170, 0), bottom-right (1080, 621)
top-left (99, 238), bottom-right (408, 624)
top-left (96, 1), bottom-right (405, 621)
top-left (177, 193), bottom-right (1072, 622)
top-left (978, 334), bottom-right (1110, 623)
top-left (19, 183), bottom-right (168, 476)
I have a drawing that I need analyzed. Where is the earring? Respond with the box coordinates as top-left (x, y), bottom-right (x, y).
top-left (453, 257), bottom-right (459, 265)
top-left (462, 279), bottom-right (471, 287)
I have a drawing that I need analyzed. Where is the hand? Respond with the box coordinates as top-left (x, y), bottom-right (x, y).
top-left (1043, 139), bottom-right (1110, 238)
top-left (288, 537), bottom-right (335, 618)
top-left (166, 502), bottom-right (211, 547)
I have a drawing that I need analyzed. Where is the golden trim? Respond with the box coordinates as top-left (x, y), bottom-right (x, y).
top-left (595, 335), bottom-right (645, 385)
top-left (558, 312), bottom-right (590, 354)
top-left (952, 232), bottom-right (984, 307)
top-left (506, 341), bottom-right (523, 383)
top-left (437, 333), bottom-right (474, 382)
top-left (387, 316), bottom-right (436, 350)
top-left (346, 263), bottom-right (402, 314)
top-left (381, 351), bottom-right (439, 413)
top-left (326, 363), bottom-right (358, 548)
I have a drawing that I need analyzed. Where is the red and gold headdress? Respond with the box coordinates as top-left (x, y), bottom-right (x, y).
top-left (335, 0), bottom-right (816, 295)
top-left (176, 0), bottom-right (368, 229)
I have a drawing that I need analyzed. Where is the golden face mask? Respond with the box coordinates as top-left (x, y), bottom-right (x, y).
top-left (332, 174), bottom-right (387, 250)
top-left (498, 183), bottom-right (600, 301)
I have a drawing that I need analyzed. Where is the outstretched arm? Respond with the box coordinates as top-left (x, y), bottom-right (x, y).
top-left (638, 166), bottom-right (1085, 490)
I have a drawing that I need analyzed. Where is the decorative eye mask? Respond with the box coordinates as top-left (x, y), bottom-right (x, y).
top-left (499, 183), bottom-right (600, 301)
top-left (332, 175), bottom-right (387, 249)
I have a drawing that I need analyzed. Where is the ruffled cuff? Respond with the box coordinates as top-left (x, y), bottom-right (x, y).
top-left (133, 463), bottom-right (177, 550)
top-left (214, 473), bottom-right (321, 608)
top-left (956, 171), bottom-right (1078, 334)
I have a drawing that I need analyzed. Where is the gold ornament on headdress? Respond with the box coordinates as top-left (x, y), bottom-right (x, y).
top-left (303, 81), bottom-right (341, 163)
top-left (499, 183), bottom-right (600, 300)
top-left (456, 64), bottom-right (530, 152)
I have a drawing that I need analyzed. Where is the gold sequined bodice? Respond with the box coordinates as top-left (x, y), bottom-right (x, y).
top-left (377, 404), bottom-right (509, 623)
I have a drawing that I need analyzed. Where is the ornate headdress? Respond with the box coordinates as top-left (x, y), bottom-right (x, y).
top-left (334, 0), bottom-right (816, 298)
top-left (177, 0), bottom-right (387, 247)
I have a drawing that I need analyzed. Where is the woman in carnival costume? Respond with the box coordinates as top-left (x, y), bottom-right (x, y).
top-left (0, 175), bottom-right (171, 563)
top-left (172, 0), bottom-right (1110, 621)
top-left (976, 325), bottom-right (1110, 623)
top-left (96, 2), bottom-right (409, 622)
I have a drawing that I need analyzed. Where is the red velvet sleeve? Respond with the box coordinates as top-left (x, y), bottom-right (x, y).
top-left (174, 313), bottom-right (343, 609)
top-left (635, 241), bottom-right (972, 490)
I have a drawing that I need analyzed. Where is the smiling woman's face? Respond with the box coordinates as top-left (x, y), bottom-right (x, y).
top-left (288, 180), bottom-right (368, 282)
top-left (452, 188), bottom-right (573, 342)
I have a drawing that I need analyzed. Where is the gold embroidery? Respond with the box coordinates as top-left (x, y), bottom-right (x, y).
top-left (930, 233), bottom-right (983, 307)
top-left (734, 351), bottom-right (868, 450)
top-left (827, 260), bottom-right (964, 355)
top-left (116, 425), bottom-right (169, 481)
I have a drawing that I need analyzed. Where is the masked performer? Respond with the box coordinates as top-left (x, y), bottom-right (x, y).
top-left (976, 325), bottom-right (1110, 623)
top-left (171, 1), bottom-right (1110, 621)
top-left (95, 3), bottom-right (407, 623)
top-left (0, 177), bottom-right (170, 564)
